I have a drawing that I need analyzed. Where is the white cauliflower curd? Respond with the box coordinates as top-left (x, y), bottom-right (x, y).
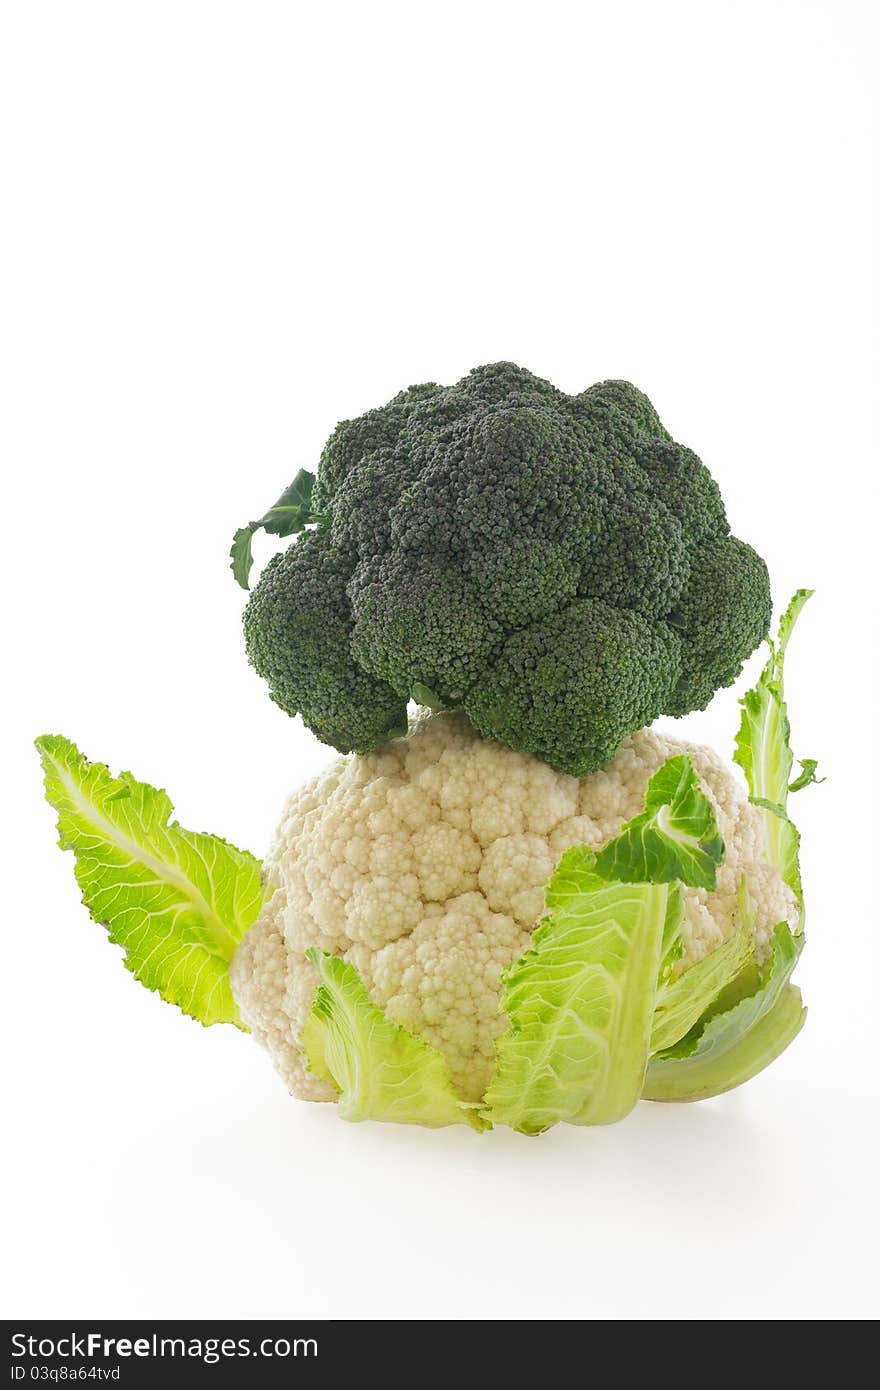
top-left (230, 712), bottom-right (798, 1104)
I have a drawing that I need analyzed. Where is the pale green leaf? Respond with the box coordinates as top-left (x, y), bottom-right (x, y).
top-left (483, 847), bottom-right (678, 1134)
top-left (776, 587), bottom-right (813, 658)
top-left (733, 589), bottom-right (813, 913)
top-left (302, 949), bottom-right (486, 1130)
top-left (594, 755), bottom-right (724, 890)
top-left (37, 734), bottom-right (262, 1026)
top-left (650, 877), bottom-right (757, 1053)
top-left (789, 758), bottom-right (823, 793)
top-left (651, 930), bottom-right (755, 1054)
top-left (644, 922), bottom-right (805, 1100)
top-left (644, 985), bottom-right (806, 1103)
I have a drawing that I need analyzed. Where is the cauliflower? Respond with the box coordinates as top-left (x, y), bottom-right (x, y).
top-left (38, 591), bottom-right (813, 1132)
top-left (230, 712), bottom-right (798, 1105)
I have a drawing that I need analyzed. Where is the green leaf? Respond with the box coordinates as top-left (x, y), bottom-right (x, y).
top-left (257, 469), bottom-right (317, 534)
top-left (789, 758), bottom-right (823, 793)
top-left (302, 949), bottom-right (486, 1130)
top-left (483, 846), bottom-right (680, 1133)
top-left (776, 587), bottom-right (813, 658)
top-left (36, 734), bottom-right (262, 1027)
top-left (657, 886), bottom-right (686, 983)
top-left (643, 593), bottom-right (816, 1102)
top-left (643, 922), bottom-right (805, 1101)
top-left (736, 696), bottom-right (801, 904)
top-left (229, 526), bottom-right (257, 589)
top-left (734, 588), bottom-right (813, 914)
top-left (411, 682), bottom-right (447, 711)
top-left (594, 754), bottom-right (724, 890)
top-left (645, 986), bottom-right (806, 1103)
top-left (650, 880), bottom-right (757, 1053)
top-left (230, 469), bottom-right (326, 589)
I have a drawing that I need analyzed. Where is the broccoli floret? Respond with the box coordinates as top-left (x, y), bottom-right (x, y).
top-left (568, 379), bottom-right (669, 458)
top-left (635, 440), bottom-right (729, 545)
top-left (349, 551), bottom-right (495, 703)
top-left (667, 536), bottom-right (772, 715)
top-left (456, 361), bottom-right (562, 405)
top-left (575, 484), bottom-right (687, 620)
top-left (313, 382), bottom-right (441, 513)
top-left (466, 537), bottom-right (580, 631)
top-left (328, 448), bottom-right (410, 557)
top-left (464, 599), bottom-right (683, 776)
top-left (349, 536), bottom-right (582, 706)
top-left (243, 529), bottom-right (407, 753)
top-left (240, 363), bottom-right (772, 773)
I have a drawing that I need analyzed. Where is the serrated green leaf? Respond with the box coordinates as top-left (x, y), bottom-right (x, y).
top-left (734, 589), bottom-right (813, 914)
top-left (302, 949), bottom-right (486, 1130)
top-left (594, 754), bottom-right (724, 890)
top-left (643, 591), bottom-right (816, 1102)
top-left (776, 587), bottom-right (814, 658)
top-left (736, 687), bottom-right (802, 903)
top-left (483, 846), bottom-right (679, 1133)
top-left (37, 734), bottom-right (262, 1026)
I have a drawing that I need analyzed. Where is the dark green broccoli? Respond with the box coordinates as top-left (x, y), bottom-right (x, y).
top-left (236, 363), bottom-right (771, 775)
top-left (242, 529), bottom-right (408, 754)
top-left (466, 599), bottom-right (683, 775)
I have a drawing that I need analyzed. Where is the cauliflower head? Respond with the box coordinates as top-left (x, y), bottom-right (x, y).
top-left (230, 712), bottom-right (798, 1105)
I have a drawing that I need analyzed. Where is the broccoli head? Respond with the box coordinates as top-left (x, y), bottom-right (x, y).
top-left (239, 363), bottom-right (771, 775)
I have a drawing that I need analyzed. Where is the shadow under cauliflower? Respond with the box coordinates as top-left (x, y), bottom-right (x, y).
top-left (229, 712), bottom-right (798, 1105)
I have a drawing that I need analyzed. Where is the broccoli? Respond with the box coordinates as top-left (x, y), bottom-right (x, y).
top-left (237, 363), bottom-right (771, 775)
top-left (243, 529), bottom-right (408, 754)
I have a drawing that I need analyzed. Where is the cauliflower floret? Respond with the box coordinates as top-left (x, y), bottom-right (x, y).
top-left (230, 712), bottom-right (799, 1103)
top-left (354, 893), bottom-right (531, 1102)
top-left (478, 834), bottom-right (557, 926)
top-left (229, 880), bottom-right (334, 1101)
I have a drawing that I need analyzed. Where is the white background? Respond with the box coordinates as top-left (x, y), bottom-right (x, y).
top-left (2, 0), bottom-right (877, 1321)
